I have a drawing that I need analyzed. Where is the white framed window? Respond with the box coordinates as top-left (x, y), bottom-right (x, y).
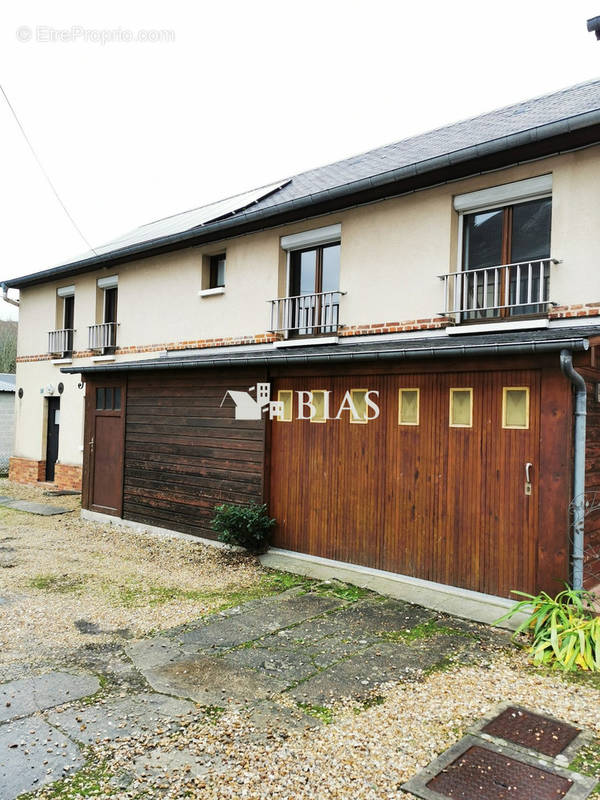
top-left (452, 175), bottom-right (553, 321)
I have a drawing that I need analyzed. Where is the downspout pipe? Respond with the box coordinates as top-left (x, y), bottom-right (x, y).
top-left (1, 283), bottom-right (19, 308)
top-left (560, 349), bottom-right (586, 591)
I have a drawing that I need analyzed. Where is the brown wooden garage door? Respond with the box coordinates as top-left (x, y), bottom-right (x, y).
top-left (121, 370), bottom-right (266, 538)
top-left (269, 367), bottom-right (568, 598)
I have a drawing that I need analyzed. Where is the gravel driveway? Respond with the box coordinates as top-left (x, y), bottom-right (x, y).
top-left (0, 480), bottom-right (599, 799)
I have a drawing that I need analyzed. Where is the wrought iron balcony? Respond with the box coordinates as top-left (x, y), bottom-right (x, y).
top-left (268, 291), bottom-right (345, 336)
top-left (439, 259), bottom-right (558, 320)
top-left (88, 322), bottom-right (118, 351)
top-left (48, 329), bottom-right (74, 356)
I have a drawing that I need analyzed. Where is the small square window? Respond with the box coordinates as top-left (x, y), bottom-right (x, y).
top-left (310, 390), bottom-right (327, 423)
top-left (209, 254), bottom-right (226, 288)
top-left (449, 388), bottom-right (473, 428)
top-left (399, 388), bottom-right (419, 426)
top-left (350, 389), bottom-right (368, 424)
top-left (276, 390), bottom-right (293, 422)
top-left (113, 387), bottom-right (121, 411)
top-left (502, 387), bottom-right (529, 429)
top-left (96, 388), bottom-right (105, 411)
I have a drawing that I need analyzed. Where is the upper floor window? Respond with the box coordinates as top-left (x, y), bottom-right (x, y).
top-left (209, 253), bottom-right (226, 289)
top-left (276, 224), bottom-right (342, 337)
top-left (445, 175), bottom-right (555, 322)
top-left (48, 285), bottom-right (75, 357)
top-left (90, 275), bottom-right (118, 353)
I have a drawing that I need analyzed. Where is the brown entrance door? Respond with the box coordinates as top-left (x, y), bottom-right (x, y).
top-left (85, 381), bottom-right (126, 516)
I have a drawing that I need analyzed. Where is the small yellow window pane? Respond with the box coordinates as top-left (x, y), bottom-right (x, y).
top-left (310, 391), bottom-right (327, 423)
top-left (450, 388), bottom-right (473, 427)
top-left (503, 387), bottom-right (529, 429)
top-left (399, 389), bottom-right (419, 426)
top-left (350, 389), bottom-right (368, 423)
top-left (276, 390), bottom-right (293, 422)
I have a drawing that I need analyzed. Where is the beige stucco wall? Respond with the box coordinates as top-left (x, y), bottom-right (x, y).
top-left (12, 143), bottom-right (600, 466)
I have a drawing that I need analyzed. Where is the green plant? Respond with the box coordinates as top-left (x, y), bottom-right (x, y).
top-left (496, 586), bottom-right (600, 672)
top-left (211, 502), bottom-right (276, 553)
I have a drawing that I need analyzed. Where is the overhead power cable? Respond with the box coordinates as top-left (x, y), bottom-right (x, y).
top-left (0, 83), bottom-right (97, 254)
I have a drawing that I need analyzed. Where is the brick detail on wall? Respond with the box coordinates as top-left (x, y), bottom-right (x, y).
top-left (16, 319), bottom-right (455, 363)
top-left (8, 457), bottom-right (82, 491)
top-left (9, 457), bottom-right (46, 484)
top-left (53, 463), bottom-right (83, 491)
top-left (339, 317), bottom-right (449, 336)
top-left (549, 303), bottom-right (600, 320)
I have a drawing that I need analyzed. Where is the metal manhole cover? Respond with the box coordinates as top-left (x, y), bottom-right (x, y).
top-left (426, 745), bottom-right (573, 800)
top-left (482, 707), bottom-right (580, 757)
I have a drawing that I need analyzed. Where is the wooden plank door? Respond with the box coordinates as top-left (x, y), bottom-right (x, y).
top-left (85, 380), bottom-right (126, 517)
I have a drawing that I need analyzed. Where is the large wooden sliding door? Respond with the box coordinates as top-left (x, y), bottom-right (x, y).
top-left (269, 367), bottom-right (561, 598)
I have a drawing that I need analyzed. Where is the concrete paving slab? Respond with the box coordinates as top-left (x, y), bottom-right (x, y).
top-left (288, 634), bottom-right (472, 703)
top-left (0, 499), bottom-right (72, 516)
top-left (0, 671), bottom-right (100, 722)
top-left (142, 654), bottom-right (288, 705)
top-left (46, 692), bottom-right (196, 744)
top-left (126, 637), bottom-right (185, 671)
top-left (0, 716), bottom-right (85, 800)
top-left (223, 643), bottom-right (320, 685)
top-left (178, 592), bottom-right (345, 649)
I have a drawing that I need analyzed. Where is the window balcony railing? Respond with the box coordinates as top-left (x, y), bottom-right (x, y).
top-left (439, 258), bottom-right (558, 320)
top-left (268, 290), bottom-right (345, 336)
top-left (88, 322), bottom-right (118, 351)
top-left (48, 328), bottom-right (74, 356)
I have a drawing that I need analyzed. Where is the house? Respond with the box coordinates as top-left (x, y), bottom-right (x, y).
top-left (4, 78), bottom-right (600, 618)
top-left (0, 373), bottom-right (16, 475)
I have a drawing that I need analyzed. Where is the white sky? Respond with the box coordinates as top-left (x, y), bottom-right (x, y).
top-left (0, 0), bottom-right (599, 321)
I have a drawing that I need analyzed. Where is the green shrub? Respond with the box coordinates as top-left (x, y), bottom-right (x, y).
top-left (211, 502), bottom-right (276, 553)
top-left (496, 586), bottom-right (600, 672)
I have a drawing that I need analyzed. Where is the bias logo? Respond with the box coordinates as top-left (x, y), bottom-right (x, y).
top-left (221, 383), bottom-right (380, 422)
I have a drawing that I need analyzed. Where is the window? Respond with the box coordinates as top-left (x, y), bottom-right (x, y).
top-left (56, 286), bottom-right (75, 356)
top-left (398, 388), bottom-right (420, 426)
top-left (350, 389), bottom-right (368, 424)
top-left (285, 241), bottom-right (340, 336)
top-left (502, 387), bottom-right (529, 429)
top-left (454, 176), bottom-right (553, 321)
top-left (309, 391), bottom-right (327, 423)
top-left (449, 388), bottom-right (473, 428)
top-left (276, 390), bottom-right (293, 422)
top-left (93, 276), bottom-right (118, 352)
top-left (209, 253), bottom-right (226, 289)
top-left (96, 386), bottom-right (121, 411)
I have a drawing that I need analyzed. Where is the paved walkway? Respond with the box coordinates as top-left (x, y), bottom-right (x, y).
top-left (0, 585), bottom-right (510, 798)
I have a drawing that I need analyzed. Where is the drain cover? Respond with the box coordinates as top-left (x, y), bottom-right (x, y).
top-left (426, 745), bottom-right (573, 800)
top-left (482, 707), bottom-right (580, 758)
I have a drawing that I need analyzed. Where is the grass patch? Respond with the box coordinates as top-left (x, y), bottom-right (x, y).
top-left (29, 574), bottom-right (86, 594)
top-left (570, 738), bottom-right (600, 797)
top-left (103, 570), bottom-right (314, 611)
top-left (377, 620), bottom-right (462, 643)
top-left (19, 760), bottom-right (113, 799)
top-left (312, 581), bottom-right (370, 602)
top-left (297, 701), bottom-right (334, 724)
top-left (200, 705), bottom-right (225, 723)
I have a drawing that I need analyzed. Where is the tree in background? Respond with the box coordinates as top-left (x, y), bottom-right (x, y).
top-left (0, 322), bottom-right (17, 373)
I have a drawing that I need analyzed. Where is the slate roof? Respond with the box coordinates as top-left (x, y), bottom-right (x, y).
top-left (62, 325), bottom-right (600, 376)
top-left (0, 373), bottom-right (16, 392)
top-left (5, 78), bottom-right (600, 289)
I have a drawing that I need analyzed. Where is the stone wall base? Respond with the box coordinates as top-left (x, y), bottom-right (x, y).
top-left (8, 457), bottom-right (82, 491)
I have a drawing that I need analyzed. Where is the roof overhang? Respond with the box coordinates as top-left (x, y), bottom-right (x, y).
top-left (7, 111), bottom-right (600, 290)
top-left (61, 327), bottom-right (597, 377)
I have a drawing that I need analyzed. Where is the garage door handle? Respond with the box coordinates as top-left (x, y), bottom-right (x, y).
top-left (525, 462), bottom-right (532, 482)
top-left (89, 437), bottom-right (94, 453)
